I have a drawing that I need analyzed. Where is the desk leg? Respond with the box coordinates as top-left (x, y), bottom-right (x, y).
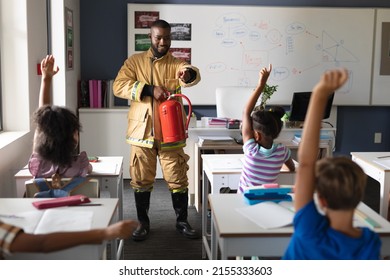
top-left (16, 178), bottom-right (26, 197)
top-left (211, 211), bottom-right (218, 260)
top-left (104, 176), bottom-right (124, 221)
top-left (109, 202), bottom-right (120, 260)
top-left (117, 173), bottom-right (124, 221)
top-left (379, 174), bottom-right (390, 219)
top-left (104, 175), bottom-right (124, 259)
top-left (202, 170), bottom-right (211, 259)
top-left (220, 238), bottom-right (228, 260)
top-left (115, 174), bottom-right (124, 259)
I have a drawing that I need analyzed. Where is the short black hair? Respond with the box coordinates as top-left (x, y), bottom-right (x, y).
top-left (151, 19), bottom-right (171, 30)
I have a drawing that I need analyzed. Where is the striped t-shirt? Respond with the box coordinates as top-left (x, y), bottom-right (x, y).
top-left (238, 138), bottom-right (291, 193)
top-left (0, 221), bottom-right (23, 258)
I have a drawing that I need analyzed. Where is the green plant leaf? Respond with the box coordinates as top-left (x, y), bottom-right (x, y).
top-left (257, 83), bottom-right (278, 111)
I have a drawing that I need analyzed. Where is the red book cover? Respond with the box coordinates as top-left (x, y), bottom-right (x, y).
top-left (93, 80), bottom-right (98, 108)
top-left (97, 80), bottom-right (102, 108)
top-left (88, 80), bottom-right (94, 108)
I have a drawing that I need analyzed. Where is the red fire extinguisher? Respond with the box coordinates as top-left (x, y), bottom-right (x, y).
top-left (159, 93), bottom-right (192, 143)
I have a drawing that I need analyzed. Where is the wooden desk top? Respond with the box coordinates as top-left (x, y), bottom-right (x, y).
top-left (209, 194), bottom-right (390, 238)
top-left (351, 152), bottom-right (390, 171)
top-left (14, 156), bottom-right (123, 178)
top-left (202, 154), bottom-right (297, 174)
top-left (0, 198), bottom-right (118, 230)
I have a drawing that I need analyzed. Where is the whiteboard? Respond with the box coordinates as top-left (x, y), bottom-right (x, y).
top-left (128, 4), bottom-right (374, 105)
top-left (372, 9), bottom-right (390, 105)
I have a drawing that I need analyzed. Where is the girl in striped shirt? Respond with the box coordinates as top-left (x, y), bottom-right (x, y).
top-left (238, 64), bottom-right (295, 193)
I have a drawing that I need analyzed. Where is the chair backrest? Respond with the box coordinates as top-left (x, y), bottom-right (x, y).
top-left (25, 178), bottom-right (100, 198)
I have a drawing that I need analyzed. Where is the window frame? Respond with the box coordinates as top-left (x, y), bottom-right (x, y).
top-left (0, 44), bottom-right (2, 132)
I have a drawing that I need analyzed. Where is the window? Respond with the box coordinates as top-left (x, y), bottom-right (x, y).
top-left (0, 21), bottom-right (2, 132)
top-left (0, 46), bottom-right (2, 132)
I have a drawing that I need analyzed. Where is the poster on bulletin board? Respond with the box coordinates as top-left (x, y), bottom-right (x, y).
top-left (128, 4), bottom-right (375, 106)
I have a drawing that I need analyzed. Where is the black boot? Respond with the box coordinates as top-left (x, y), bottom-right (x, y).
top-left (171, 190), bottom-right (199, 239)
top-left (132, 191), bottom-right (151, 241)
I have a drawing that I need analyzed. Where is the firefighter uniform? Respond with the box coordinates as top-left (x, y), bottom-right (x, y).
top-left (113, 47), bottom-right (201, 240)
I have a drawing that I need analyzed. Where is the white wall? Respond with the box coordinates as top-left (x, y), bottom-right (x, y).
top-left (51, 0), bottom-right (81, 111)
top-left (65, 0), bottom-right (81, 111)
top-left (0, 0), bottom-right (80, 197)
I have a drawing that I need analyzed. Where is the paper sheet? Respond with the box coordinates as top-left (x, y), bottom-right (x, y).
top-left (34, 209), bottom-right (93, 234)
top-left (373, 158), bottom-right (390, 169)
top-left (236, 201), bottom-right (294, 229)
top-left (0, 211), bottom-right (43, 233)
top-left (91, 162), bottom-right (118, 175)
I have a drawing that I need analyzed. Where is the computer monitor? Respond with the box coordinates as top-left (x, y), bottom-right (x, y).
top-left (216, 87), bottom-right (253, 120)
top-left (288, 91), bottom-right (334, 122)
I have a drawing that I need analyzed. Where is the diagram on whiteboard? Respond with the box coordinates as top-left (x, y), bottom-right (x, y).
top-left (128, 5), bottom-right (375, 105)
top-left (206, 12), bottom-right (358, 97)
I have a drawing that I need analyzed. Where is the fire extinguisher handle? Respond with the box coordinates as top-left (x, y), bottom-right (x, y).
top-left (170, 94), bottom-right (192, 131)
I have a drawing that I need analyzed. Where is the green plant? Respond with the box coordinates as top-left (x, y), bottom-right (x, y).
top-left (254, 84), bottom-right (278, 111)
top-left (281, 111), bottom-right (290, 122)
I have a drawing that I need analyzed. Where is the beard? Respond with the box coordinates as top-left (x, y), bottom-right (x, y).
top-left (151, 45), bottom-right (169, 58)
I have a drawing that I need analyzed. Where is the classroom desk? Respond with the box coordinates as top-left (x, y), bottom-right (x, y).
top-left (201, 154), bottom-right (296, 259)
top-left (14, 156), bottom-right (125, 259)
top-left (208, 194), bottom-right (390, 260)
top-left (194, 139), bottom-right (328, 212)
top-left (14, 156), bottom-right (124, 220)
top-left (0, 198), bottom-right (120, 260)
top-left (351, 152), bottom-right (390, 219)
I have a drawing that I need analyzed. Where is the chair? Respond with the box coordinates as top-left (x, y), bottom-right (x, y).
top-left (25, 178), bottom-right (100, 198)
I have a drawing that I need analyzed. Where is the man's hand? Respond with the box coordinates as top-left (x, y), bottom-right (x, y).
top-left (178, 68), bottom-right (191, 83)
top-left (153, 86), bottom-right (169, 101)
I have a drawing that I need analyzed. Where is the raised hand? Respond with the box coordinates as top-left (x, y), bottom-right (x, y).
top-left (41, 55), bottom-right (59, 79)
top-left (258, 64), bottom-right (272, 87)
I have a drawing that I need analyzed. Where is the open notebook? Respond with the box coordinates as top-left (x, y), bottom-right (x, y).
top-left (0, 209), bottom-right (93, 234)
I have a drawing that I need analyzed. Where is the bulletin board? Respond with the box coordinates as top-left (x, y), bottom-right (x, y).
top-left (128, 4), bottom-right (375, 105)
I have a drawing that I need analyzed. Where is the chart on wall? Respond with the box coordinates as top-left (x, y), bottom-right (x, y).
top-left (128, 4), bottom-right (374, 105)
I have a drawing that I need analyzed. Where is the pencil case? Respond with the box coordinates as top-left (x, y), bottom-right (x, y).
top-left (243, 187), bottom-right (292, 205)
top-left (32, 195), bottom-right (91, 209)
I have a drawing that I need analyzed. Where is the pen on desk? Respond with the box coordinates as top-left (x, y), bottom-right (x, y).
top-left (0, 214), bottom-right (24, 219)
top-left (69, 204), bottom-right (102, 207)
top-left (377, 155), bottom-right (390, 159)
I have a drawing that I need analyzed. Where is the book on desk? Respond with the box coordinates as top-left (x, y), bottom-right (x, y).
top-left (198, 136), bottom-right (236, 146)
top-left (292, 133), bottom-right (331, 145)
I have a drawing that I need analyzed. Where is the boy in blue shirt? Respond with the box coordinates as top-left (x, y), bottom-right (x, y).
top-left (283, 69), bottom-right (381, 260)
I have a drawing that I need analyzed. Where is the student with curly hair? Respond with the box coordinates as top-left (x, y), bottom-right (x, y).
top-left (238, 64), bottom-right (295, 193)
top-left (28, 55), bottom-right (92, 179)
